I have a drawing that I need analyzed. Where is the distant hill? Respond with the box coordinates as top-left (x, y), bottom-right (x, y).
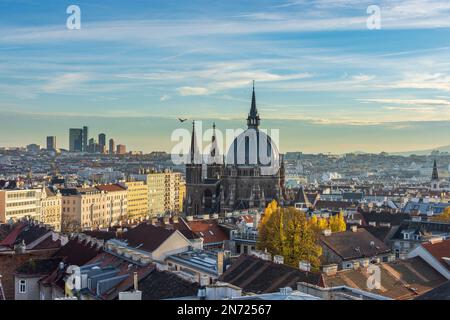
top-left (391, 145), bottom-right (450, 156)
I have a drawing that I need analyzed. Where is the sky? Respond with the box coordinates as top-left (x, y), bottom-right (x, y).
top-left (1, 0), bottom-right (450, 154)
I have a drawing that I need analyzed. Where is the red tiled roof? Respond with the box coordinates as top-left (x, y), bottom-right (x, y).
top-left (422, 239), bottom-right (450, 272)
top-left (123, 223), bottom-right (175, 252)
top-left (32, 236), bottom-right (62, 250)
top-left (52, 238), bottom-right (102, 266)
top-left (0, 222), bottom-right (26, 247)
top-left (186, 220), bottom-right (229, 244)
top-left (95, 184), bottom-right (126, 192)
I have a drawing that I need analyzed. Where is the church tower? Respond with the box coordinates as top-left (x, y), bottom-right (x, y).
top-left (207, 123), bottom-right (223, 179)
top-left (186, 121), bottom-right (202, 184)
top-left (430, 159), bottom-right (440, 191)
top-left (247, 81), bottom-right (260, 129)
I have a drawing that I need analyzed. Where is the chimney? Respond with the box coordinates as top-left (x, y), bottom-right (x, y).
top-left (133, 272), bottom-right (138, 291)
top-left (273, 255), bottom-right (284, 264)
top-left (217, 251), bottom-right (224, 275)
top-left (299, 261), bottom-right (311, 272)
top-left (321, 264), bottom-right (338, 276)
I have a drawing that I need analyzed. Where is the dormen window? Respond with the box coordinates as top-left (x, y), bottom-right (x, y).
top-left (19, 279), bottom-right (27, 293)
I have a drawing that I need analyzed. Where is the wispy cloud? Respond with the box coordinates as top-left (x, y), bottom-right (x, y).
top-left (42, 73), bottom-right (90, 93)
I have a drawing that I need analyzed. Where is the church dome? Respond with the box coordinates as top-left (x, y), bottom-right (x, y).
top-left (225, 83), bottom-right (280, 175)
top-left (226, 128), bottom-right (279, 168)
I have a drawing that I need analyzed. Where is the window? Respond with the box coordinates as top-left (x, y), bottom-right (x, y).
top-left (19, 279), bottom-right (26, 293)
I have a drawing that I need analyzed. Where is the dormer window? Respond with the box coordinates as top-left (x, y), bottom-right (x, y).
top-left (404, 233), bottom-right (410, 240)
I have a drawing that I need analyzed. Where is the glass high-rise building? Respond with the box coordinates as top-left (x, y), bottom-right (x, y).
top-left (82, 126), bottom-right (88, 152)
top-left (46, 136), bottom-right (56, 150)
top-left (99, 133), bottom-right (106, 149)
top-left (109, 138), bottom-right (115, 154)
top-left (69, 128), bottom-right (83, 152)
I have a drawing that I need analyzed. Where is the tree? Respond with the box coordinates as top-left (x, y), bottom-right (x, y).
top-left (432, 207), bottom-right (450, 222)
top-left (329, 211), bottom-right (346, 232)
top-left (317, 217), bottom-right (328, 230)
top-left (257, 206), bottom-right (322, 270)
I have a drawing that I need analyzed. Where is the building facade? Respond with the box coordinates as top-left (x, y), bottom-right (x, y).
top-left (69, 128), bottom-right (83, 152)
top-left (124, 180), bottom-right (149, 221)
top-left (41, 187), bottom-right (62, 232)
top-left (0, 188), bottom-right (42, 223)
top-left (61, 185), bottom-right (128, 231)
top-left (46, 136), bottom-right (56, 151)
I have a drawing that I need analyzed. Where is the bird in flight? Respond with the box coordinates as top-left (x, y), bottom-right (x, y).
top-left (177, 118), bottom-right (188, 123)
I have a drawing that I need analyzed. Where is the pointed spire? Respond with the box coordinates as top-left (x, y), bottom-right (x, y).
top-left (247, 81), bottom-right (260, 129)
top-left (432, 159), bottom-right (439, 180)
top-left (210, 122), bottom-right (216, 157)
top-left (190, 121), bottom-right (200, 164)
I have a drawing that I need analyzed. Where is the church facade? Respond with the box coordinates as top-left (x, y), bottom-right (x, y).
top-left (185, 84), bottom-right (285, 215)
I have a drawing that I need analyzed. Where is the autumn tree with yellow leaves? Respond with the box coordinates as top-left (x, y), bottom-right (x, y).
top-left (432, 207), bottom-right (450, 222)
top-left (257, 201), bottom-right (323, 270)
top-left (309, 211), bottom-right (346, 233)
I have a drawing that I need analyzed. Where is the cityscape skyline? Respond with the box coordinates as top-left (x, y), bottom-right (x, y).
top-left (1, 1), bottom-right (450, 153)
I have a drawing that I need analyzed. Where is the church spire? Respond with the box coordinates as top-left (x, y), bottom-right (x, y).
top-left (190, 121), bottom-right (200, 164)
top-left (247, 81), bottom-right (260, 129)
top-left (210, 122), bottom-right (217, 158)
top-left (432, 159), bottom-right (439, 180)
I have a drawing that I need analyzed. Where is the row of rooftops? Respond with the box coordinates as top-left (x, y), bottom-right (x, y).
top-left (3, 214), bottom-right (449, 300)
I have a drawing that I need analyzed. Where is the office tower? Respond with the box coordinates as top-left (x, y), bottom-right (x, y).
top-left (86, 138), bottom-right (95, 153)
top-left (46, 136), bottom-right (57, 150)
top-left (116, 144), bottom-right (126, 155)
top-left (98, 133), bottom-right (106, 151)
top-left (69, 128), bottom-right (83, 152)
top-left (82, 126), bottom-right (88, 152)
top-left (109, 138), bottom-right (115, 154)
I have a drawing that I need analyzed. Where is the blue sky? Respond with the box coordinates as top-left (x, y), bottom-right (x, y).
top-left (1, 0), bottom-right (450, 153)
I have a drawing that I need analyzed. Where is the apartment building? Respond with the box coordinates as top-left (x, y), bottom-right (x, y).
top-left (132, 169), bottom-right (185, 216)
top-left (0, 188), bottom-right (42, 223)
top-left (179, 180), bottom-right (186, 214)
top-left (41, 187), bottom-right (62, 232)
top-left (60, 184), bottom-right (127, 231)
top-left (60, 187), bottom-right (103, 231)
top-left (165, 171), bottom-right (183, 213)
top-left (95, 184), bottom-right (128, 227)
top-left (123, 181), bottom-right (148, 221)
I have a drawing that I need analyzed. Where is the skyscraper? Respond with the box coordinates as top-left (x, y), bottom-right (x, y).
top-left (46, 136), bottom-right (56, 150)
top-left (109, 138), bottom-right (115, 155)
top-left (69, 129), bottom-right (83, 152)
top-left (82, 126), bottom-right (88, 152)
top-left (99, 133), bottom-right (106, 151)
top-left (116, 144), bottom-right (126, 155)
